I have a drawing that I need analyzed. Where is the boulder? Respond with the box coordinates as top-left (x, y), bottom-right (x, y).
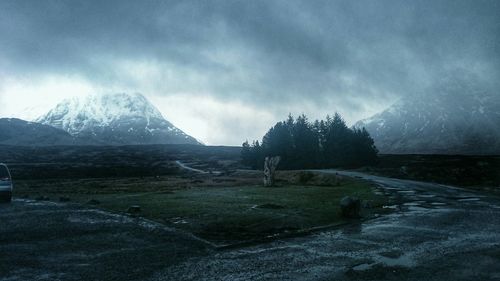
top-left (127, 205), bottom-right (141, 214)
top-left (340, 196), bottom-right (361, 218)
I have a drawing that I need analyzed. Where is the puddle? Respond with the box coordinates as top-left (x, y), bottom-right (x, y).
top-left (431, 202), bottom-right (446, 206)
top-left (403, 202), bottom-right (421, 207)
top-left (377, 254), bottom-right (416, 267)
top-left (26, 201), bottom-right (59, 206)
top-left (418, 194), bottom-right (436, 198)
top-left (407, 206), bottom-right (429, 212)
top-left (352, 263), bottom-right (373, 271)
top-left (457, 198), bottom-right (480, 202)
top-left (170, 217), bottom-right (189, 224)
top-left (397, 190), bottom-right (416, 194)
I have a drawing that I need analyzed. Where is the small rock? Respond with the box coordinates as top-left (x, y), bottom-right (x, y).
top-left (340, 196), bottom-right (361, 218)
top-left (399, 165), bottom-right (408, 174)
top-left (86, 199), bottom-right (100, 205)
top-left (127, 205), bottom-right (141, 214)
top-left (59, 197), bottom-right (71, 202)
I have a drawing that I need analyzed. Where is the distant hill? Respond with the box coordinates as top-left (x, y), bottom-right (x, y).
top-left (0, 118), bottom-right (78, 146)
top-left (36, 92), bottom-right (202, 145)
top-left (356, 90), bottom-right (500, 155)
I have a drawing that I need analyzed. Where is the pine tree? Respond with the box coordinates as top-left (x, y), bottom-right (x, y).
top-left (241, 140), bottom-right (253, 167)
top-left (251, 140), bottom-right (264, 169)
top-left (323, 113), bottom-right (351, 167)
top-left (290, 114), bottom-right (319, 168)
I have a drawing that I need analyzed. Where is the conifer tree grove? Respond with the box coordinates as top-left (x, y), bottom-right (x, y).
top-left (241, 113), bottom-right (378, 169)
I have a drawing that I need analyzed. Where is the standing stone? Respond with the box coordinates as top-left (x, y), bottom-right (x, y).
top-left (263, 156), bottom-right (281, 187)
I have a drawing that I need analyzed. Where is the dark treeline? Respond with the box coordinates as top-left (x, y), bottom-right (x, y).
top-left (241, 113), bottom-right (378, 170)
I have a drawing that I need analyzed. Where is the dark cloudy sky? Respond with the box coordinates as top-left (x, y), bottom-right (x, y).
top-left (0, 0), bottom-right (499, 145)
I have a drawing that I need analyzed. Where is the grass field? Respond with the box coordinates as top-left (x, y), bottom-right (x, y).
top-left (14, 171), bottom-right (387, 245)
top-left (6, 144), bottom-right (498, 246)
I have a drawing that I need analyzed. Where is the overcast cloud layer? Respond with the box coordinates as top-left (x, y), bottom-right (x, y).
top-left (1, 0), bottom-right (499, 145)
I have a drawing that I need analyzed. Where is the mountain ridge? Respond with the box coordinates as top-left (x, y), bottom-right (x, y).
top-left (0, 118), bottom-right (81, 146)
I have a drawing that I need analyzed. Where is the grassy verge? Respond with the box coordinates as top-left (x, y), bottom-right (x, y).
top-left (14, 172), bottom-right (387, 245)
top-left (358, 154), bottom-right (500, 194)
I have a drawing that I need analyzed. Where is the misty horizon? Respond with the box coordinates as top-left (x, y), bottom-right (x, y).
top-left (1, 0), bottom-right (499, 145)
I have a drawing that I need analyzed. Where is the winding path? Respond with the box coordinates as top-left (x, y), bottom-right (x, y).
top-left (175, 160), bottom-right (208, 174)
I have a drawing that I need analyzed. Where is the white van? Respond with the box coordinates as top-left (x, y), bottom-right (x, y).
top-left (0, 163), bottom-right (13, 202)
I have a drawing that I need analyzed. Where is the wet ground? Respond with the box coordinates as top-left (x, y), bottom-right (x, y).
top-left (0, 201), bottom-right (211, 280)
top-left (2, 171), bottom-right (500, 280)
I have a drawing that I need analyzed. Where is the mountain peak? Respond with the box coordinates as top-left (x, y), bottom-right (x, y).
top-left (37, 93), bottom-right (163, 131)
top-left (37, 92), bottom-right (201, 145)
top-left (355, 91), bottom-right (500, 154)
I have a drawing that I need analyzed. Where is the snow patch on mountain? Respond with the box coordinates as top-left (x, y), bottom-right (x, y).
top-left (36, 93), bottom-right (201, 145)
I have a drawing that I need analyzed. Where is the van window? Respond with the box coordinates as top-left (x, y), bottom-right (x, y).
top-left (0, 166), bottom-right (10, 178)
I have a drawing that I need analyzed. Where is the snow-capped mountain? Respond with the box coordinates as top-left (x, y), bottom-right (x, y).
top-left (0, 118), bottom-right (79, 146)
top-left (36, 93), bottom-right (201, 145)
top-left (356, 88), bottom-right (500, 154)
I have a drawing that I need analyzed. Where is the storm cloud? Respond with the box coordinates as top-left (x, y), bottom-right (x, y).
top-left (0, 0), bottom-right (499, 144)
